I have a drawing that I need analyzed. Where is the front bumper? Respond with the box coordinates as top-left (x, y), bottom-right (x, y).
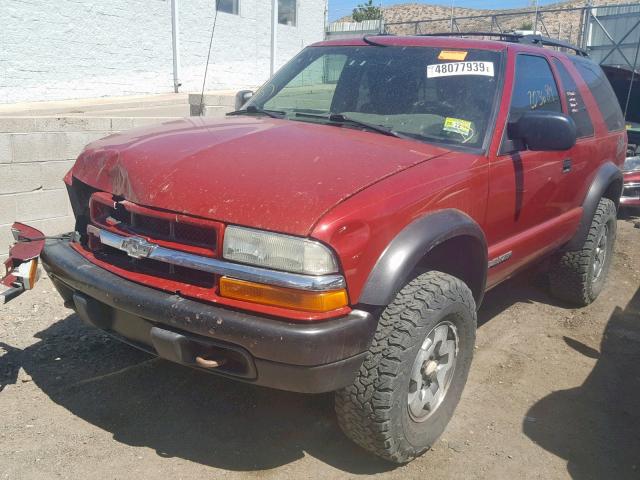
top-left (41, 239), bottom-right (376, 393)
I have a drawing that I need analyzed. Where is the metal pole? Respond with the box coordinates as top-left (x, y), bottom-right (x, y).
top-left (270, 0), bottom-right (278, 77)
top-left (624, 33), bottom-right (640, 121)
top-left (324, 0), bottom-right (329, 38)
top-left (558, 21), bottom-right (562, 42)
top-left (569, 23), bottom-right (573, 44)
top-left (171, 0), bottom-right (180, 93)
top-left (533, 0), bottom-right (539, 34)
top-left (580, 3), bottom-right (593, 49)
top-left (450, 0), bottom-right (454, 32)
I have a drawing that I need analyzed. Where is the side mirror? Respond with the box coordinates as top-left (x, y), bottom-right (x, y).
top-left (235, 90), bottom-right (254, 110)
top-left (508, 111), bottom-right (577, 151)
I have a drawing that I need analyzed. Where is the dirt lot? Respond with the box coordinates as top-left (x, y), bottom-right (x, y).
top-left (1, 213), bottom-right (639, 480)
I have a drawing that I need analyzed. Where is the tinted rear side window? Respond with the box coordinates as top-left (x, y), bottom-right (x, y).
top-left (571, 57), bottom-right (624, 132)
top-left (552, 59), bottom-right (594, 138)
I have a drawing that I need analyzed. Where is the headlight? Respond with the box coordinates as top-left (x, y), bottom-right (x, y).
top-left (624, 156), bottom-right (640, 172)
top-left (223, 226), bottom-right (339, 275)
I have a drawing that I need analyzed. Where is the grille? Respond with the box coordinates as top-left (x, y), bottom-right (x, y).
top-left (96, 246), bottom-right (216, 289)
top-left (87, 192), bottom-right (221, 290)
top-left (135, 214), bottom-right (170, 238)
top-left (622, 184), bottom-right (640, 199)
top-left (89, 192), bottom-right (219, 255)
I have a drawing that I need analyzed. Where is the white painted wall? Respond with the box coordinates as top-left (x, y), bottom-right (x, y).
top-left (2, 0), bottom-right (327, 104)
top-left (0, 116), bottom-right (182, 262)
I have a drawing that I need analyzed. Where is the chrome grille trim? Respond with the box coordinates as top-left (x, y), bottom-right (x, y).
top-left (622, 182), bottom-right (640, 200)
top-left (86, 225), bottom-right (346, 292)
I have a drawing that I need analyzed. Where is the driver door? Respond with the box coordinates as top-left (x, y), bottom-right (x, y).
top-left (486, 53), bottom-right (578, 287)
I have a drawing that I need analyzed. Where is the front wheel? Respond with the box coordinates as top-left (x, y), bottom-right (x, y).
top-left (335, 271), bottom-right (477, 463)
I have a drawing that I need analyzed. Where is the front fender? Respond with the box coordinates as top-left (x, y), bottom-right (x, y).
top-left (359, 209), bottom-right (487, 307)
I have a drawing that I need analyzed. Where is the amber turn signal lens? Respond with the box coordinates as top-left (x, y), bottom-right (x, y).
top-left (219, 277), bottom-right (349, 312)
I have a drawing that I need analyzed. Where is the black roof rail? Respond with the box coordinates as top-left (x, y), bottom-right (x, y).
top-left (520, 34), bottom-right (589, 57)
top-left (362, 33), bottom-right (394, 47)
top-left (418, 32), bottom-right (589, 57)
top-left (418, 31), bottom-right (522, 42)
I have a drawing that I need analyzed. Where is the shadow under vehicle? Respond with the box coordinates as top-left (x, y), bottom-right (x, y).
top-left (524, 286), bottom-right (640, 479)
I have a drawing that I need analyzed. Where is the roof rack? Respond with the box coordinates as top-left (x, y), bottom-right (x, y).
top-left (520, 34), bottom-right (588, 57)
top-left (418, 32), bottom-right (588, 57)
top-left (419, 31), bottom-right (521, 41)
top-left (362, 33), bottom-right (393, 47)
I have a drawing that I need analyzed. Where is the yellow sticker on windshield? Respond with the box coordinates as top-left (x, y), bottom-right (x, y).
top-left (443, 117), bottom-right (472, 136)
top-left (438, 50), bottom-right (468, 61)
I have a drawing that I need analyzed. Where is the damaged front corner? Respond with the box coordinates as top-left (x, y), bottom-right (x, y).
top-left (1, 223), bottom-right (46, 305)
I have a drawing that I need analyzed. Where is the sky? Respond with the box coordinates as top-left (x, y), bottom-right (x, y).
top-left (328, 0), bottom-right (560, 22)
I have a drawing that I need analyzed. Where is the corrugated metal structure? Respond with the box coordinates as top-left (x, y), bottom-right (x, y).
top-left (585, 3), bottom-right (640, 119)
top-left (325, 19), bottom-right (384, 39)
top-left (585, 3), bottom-right (640, 68)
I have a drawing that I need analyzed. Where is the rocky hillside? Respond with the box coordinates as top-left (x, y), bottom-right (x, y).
top-left (341, 0), bottom-right (633, 44)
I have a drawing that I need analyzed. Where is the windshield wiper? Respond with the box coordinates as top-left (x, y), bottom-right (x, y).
top-left (294, 112), bottom-right (410, 140)
top-left (329, 113), bottom-right (402, 138)
top-left (226, 105), bottom-right (285, 119)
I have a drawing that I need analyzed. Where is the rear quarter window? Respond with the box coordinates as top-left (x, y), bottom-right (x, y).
top-left (552, 58), bottom-right (594, 138)
top-left (571, 57), bottom-right (624, 132)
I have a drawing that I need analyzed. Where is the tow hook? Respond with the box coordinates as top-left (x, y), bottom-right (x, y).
top-left (195, 355), bottom-right (227, 369)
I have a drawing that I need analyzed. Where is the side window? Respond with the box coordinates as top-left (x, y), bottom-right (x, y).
top-left (509, 55), bottom-right (562, 120)
top-left (571, 57), bottom-right (624, 132)
top-left (552, 58), bottom-right (594, 138)
top-left (279, 0), bottom-right (296, 26)
top-left (217, 0), bottom-right (239, 15)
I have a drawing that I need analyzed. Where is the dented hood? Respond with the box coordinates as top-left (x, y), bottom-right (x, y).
top-left (71, 116), bottom-right (449, 235)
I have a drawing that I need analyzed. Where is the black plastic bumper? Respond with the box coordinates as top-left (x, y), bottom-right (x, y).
top-left (41, 239), bottom-right (377, 393)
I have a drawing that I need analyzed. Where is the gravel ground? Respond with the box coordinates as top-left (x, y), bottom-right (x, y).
top-left (1, 212), bottom-right (639, 480)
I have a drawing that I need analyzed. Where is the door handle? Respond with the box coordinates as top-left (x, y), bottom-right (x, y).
top-left (562, 158), bottom-right (572, 173)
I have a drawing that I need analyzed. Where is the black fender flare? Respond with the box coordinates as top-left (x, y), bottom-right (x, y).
top-left (359, 209), bottom-right (488, 307)
top-left (565, 161), bottom-right (623, 250)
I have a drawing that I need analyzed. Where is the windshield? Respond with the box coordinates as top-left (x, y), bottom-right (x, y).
top-left (246, 45), bottom-right (503, 148)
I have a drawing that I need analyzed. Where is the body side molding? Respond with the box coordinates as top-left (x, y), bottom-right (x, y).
top-left (359, 209), bottom-right (488, 307)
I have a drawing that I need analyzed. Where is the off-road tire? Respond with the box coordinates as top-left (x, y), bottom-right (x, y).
top-left (549, 197), bottom-right (617, 306)
top-left (335, 271), bottom-right (477, 463)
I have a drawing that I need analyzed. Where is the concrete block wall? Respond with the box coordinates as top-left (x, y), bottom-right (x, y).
top-left (0, 117), bottom-right (178, 262)
top-left (189, 91), bottom-right (237, 117)
top-left (3, 0), bottom-right (327, 104)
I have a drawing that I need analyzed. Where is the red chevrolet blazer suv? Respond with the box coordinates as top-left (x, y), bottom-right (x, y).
top-left (5, 34), bottom-right (626, 462)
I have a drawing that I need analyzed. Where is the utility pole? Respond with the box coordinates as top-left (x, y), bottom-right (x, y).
top-left (270, 0), bottom-right (278, 77)
top-left (324, 0), bottom-right (329, 38)
top-left (450, 0), bottom-right (455, 32)
top-left (171, 0), bottom-right (181, 93)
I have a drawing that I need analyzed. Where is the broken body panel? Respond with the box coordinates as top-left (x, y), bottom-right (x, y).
top-left (1, 223), bottom-right (45, 304)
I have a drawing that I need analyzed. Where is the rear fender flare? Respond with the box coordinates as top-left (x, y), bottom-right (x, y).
top-left (565, 161), bottom-right (622, 250)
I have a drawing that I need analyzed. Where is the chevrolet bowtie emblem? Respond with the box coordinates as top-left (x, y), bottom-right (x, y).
top-left (120, 236), bottom-right (157, 259)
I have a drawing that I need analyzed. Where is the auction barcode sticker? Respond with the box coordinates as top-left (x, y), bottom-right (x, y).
top-left (427, 61), bottom-right (494, 78)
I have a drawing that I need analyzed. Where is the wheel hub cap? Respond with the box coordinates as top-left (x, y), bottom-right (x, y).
top-left (423, 359), bottom-right (438, 377)
top-left (407, 321), bottom-right (459, 422)
top-left (592, 225), bottom-right (608, 282)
